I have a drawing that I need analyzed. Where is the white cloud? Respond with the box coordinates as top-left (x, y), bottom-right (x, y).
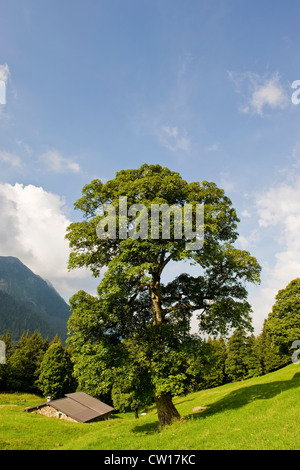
top-left (158, 125), bottom-right (190, 152)
top-left (0, 64), bottom-right (10, 83)
top-left (251, 75), bottom-right (288, 115)
top-left (249, 168), bottom-right (300, 332)
top-left (256, 178), bottom-right (300, 286)
top-left (228, 71), bottom-right (289, 116)
top-left (0, 183), bottom-right (70, 278)
top-left (39, 149), bottom-right (80, 173)
top-left (0, 183), bottom-right (97, 301)
top-left (0, 151), bottom-right (22, 168)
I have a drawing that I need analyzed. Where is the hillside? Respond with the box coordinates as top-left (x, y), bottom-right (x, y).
top-left (0, 363), bottom-right (299, 450)
top-left (0, 256), bottom-right (70, 341)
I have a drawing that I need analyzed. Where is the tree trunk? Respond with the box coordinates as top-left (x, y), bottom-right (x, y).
top-left (150, 272), bottom-right (180, 427)
top-left (149, 274), bottom-right (164, 325)
top-left (155, 392), bottom-right (180, 427)
top-left (134, 408), bottom-right (139, 419)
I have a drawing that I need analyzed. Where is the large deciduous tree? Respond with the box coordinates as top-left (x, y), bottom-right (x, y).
top-left (264, 278), bottom-right (300, 361)
top-left (66, 164), bottom-right (261, 426)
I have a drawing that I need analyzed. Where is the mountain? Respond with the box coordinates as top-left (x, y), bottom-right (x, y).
top-left (0, 256), bottom-right (70, 341)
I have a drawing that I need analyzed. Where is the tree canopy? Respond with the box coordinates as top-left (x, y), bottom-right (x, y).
top-left (265, 278), bottom-right (300, 359)
top-left (37, 338), bottom-right (76, 399)
top-left (66, 164), bottom-right (261, 426)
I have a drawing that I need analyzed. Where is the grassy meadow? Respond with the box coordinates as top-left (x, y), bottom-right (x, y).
top-left (1, 362), bottom-right (300, 450)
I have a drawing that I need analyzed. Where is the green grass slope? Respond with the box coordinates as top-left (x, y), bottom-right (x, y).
top-left (1, 363), bottom-right (299, 450)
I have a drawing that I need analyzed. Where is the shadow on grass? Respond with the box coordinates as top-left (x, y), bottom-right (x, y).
top-left (188, 372), bottom-right (300, 421)
top-left (109, 413), bottom-right (124, 420)
top-left (173, 397), bottom-right (195, 406)
top-left (131, 421), bottom-right (159, 434)
top-left (132, 372), bottom-right (300, 434)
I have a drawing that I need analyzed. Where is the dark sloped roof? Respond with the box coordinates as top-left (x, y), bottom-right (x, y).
top-left (24, 392), bottom-right (114, 423)
top-left (65, 392), bottom-right (114, 416)
top-left (48, 397), bottom-right (101, 423)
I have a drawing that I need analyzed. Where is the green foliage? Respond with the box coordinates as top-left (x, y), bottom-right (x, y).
top-left (66, 164), bottom-right (261, 425)
top-left (37, 340), bottom-right (76, 399)
top-left (111, 369), bottom-right (153, 416)
top-left (225, 328), bottom-right (256, 381)
top-left (70, 341), bottom-right (116, 404)
top-left (253, 321), bottom-right (289, 375)
top-left (199, 336), bottom-right (228, 389)
top-left (1, 331), bottom-right (74, 396)
top-left (6, 331), bottom-right (47, 392)
top-left (110, 336), bottom-right (154, 415)
top-left (265, 278), bottom-right (300, 358)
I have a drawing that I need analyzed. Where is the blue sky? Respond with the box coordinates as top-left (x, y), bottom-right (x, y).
top-left (0, 0), bottom-right (300, 334)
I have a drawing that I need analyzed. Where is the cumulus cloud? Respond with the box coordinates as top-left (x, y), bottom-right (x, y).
top-left (257, 176), bottom-right (300, 276)
top-left (0, 183), bottom-right (98, 301)
top-left (39, 149), bottom-right (80, 173)
top-left (249, 166), bottom-right (300, 331)
top-left (228, 71), bottom-right (289, 115)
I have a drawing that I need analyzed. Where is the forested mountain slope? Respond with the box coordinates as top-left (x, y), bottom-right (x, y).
top-left (0, 256), bottom-right (69, 341)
